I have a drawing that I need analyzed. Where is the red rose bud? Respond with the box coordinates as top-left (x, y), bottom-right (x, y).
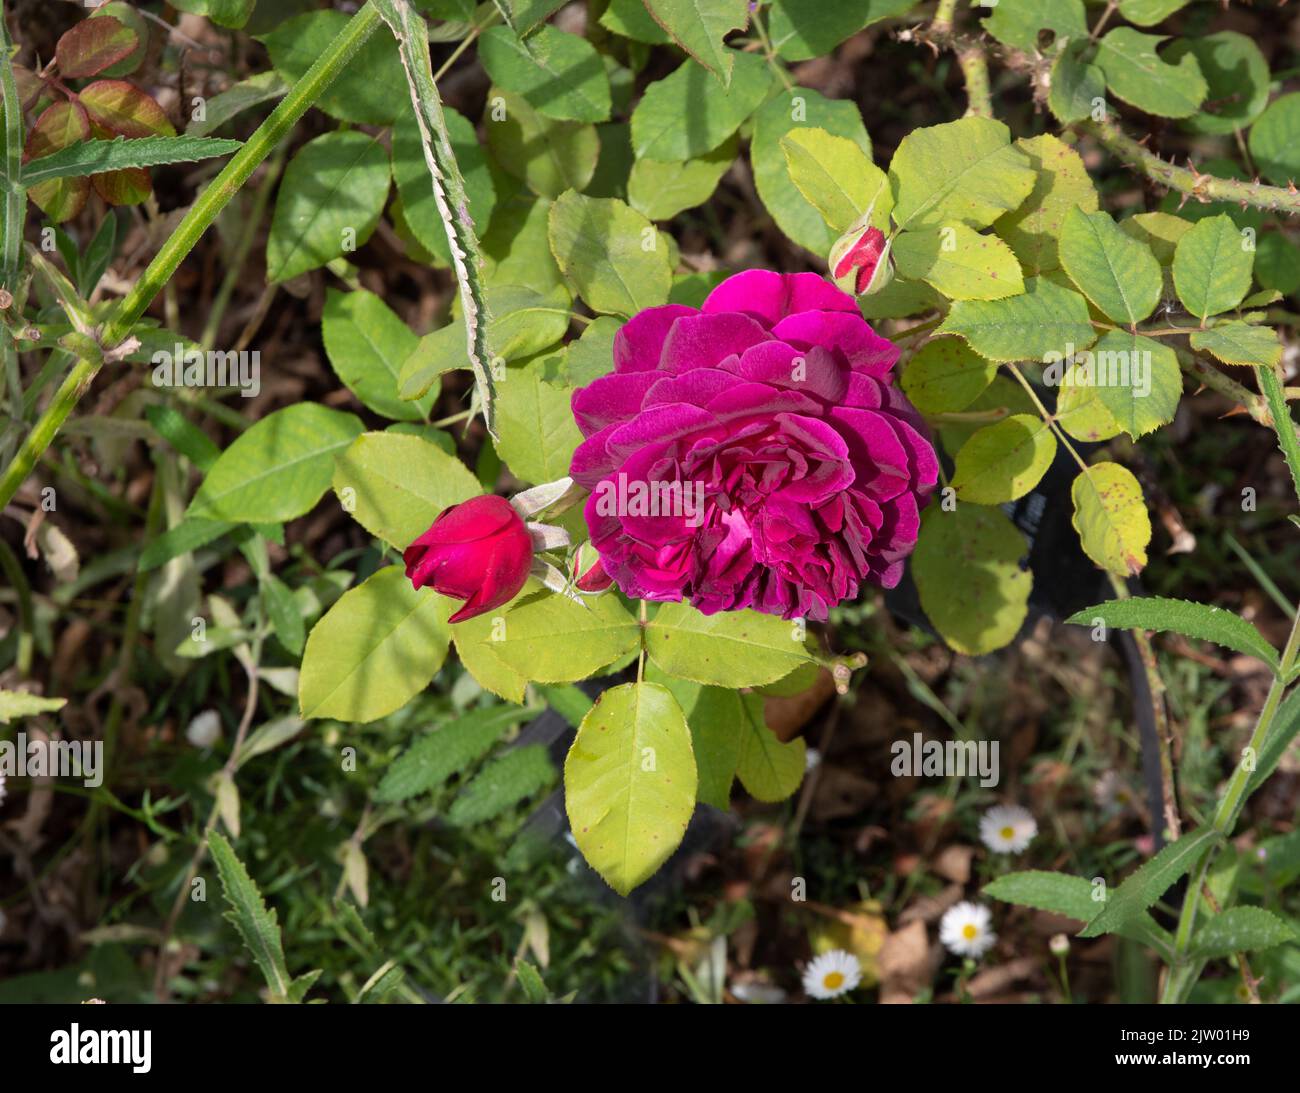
top-left (829, 218), bottom-right (893, 297)
top-left (571, 542), bottom-right (613, 593)
top-left (403, 495), bottom-right (532, 623)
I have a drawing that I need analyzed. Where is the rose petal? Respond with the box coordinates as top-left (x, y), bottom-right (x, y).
top-left (571, 370), bottom-right (660, 435)
top-left (642, 367), bottom-right (737, 410)
top-left (659, 311), bottom-right (770, 373)
top-left (772, 310), bottom-right (899, 377)
top-left (702, 270), bottom-right (858, 326)
top-left (612, 304), bottom-right (696, 372)
top-left (829, 407), bottom-right (913, 501)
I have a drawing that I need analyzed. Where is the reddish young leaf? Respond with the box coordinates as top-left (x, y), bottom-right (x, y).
top-left (55, 16), bottom-right (139, 80)
top-left (24, 99), bottom-right (93, 222)
top-left (79, 117), bottom-right (154, 207)
top-left (78, 79), bottom-right (175, 138)
top-left (92, 165), bottom-right (151, 206)
top-left (89, 3), bottom-right (150, 77)
top-left (83, 120), bottom-right (154, 206)
top-left (12, 65), bottom-right (49, 112)
top-left (23, 99), bottom-right (90, 160)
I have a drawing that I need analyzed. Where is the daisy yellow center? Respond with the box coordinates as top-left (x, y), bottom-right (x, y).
top-left (1000, 825), bottom-right (1015, 839)
top-left (823, 971), bottom-right (845, 990)
top-left (961, 923), bottom-right (978, 940)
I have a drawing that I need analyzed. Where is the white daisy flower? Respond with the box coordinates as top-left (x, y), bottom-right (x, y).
top-left (939, 901), bottom-right (996, 958)
top-left (1094, 770), bottom-right (1138, 814)
top-left (979, 803), bottom-right (1037, 853)
top-left (185, 709), bottom-right (222, 749)
top-left (801, 949), bottom-right (861, 1000)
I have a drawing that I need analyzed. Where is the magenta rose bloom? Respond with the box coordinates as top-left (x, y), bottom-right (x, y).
top-left (569, 270), bottom-right (938, 621)
top-left (403, 495), bottom-right (532, 622)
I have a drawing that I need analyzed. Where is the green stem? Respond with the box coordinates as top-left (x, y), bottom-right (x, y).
top-left (0, 2), bottom-right (382, 511)
top-left (955, 42), bottom-right (992, 118)
top-left (1090, 0), bottom-right (1119, 41)
top-left (926, 1), bottom-right (990, 117)
top-left (751, 5), bottom-right (793, 92)
top-left (1, 0), bottom-right (28, 451)
top-left (636, 598), bottom-right (647, 684)
top-left (1005, 362), bottom-right (1090, 474)
top-left (1175, 346), bottom-right (1269, 425)
top-left (932, 0), bottom-right (959, 36)
top-left (0, 0), bottom-right (24, 286)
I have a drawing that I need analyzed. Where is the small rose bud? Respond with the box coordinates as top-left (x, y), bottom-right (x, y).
top-left (571, 541), bottom-right (613, 593)
top-left (404, 495), bottom-right (533, 622)
top-left (829, 214), bottom-right (894, 297)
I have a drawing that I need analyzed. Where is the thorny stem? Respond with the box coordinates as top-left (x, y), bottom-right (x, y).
top-left (1081, 117), bottom-right (1300, 217)
top-left (0, 2), bottom-right (383, 512)
top-left (954, 43), bottom-right (992, 118)
top-left (932, 0), bottom-right (959, 36)
top-left (927, 0), bottom-right (992, 118)
top-left (1004, 358), bottom-right (1188, 847)
top-left (1175, 347), bottom-right (1271, 426)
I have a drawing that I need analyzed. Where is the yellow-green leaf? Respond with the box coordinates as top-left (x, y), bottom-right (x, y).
top-left (1070, 462), bottom-right (1151, 577)
top-left (951, 413), bottom-right (1057, 504)
top-left (1189, 321), bottom-right (1282, 367)
top-left (332, 431), bottom-right (481, 550)
top-left (780, 126), bottom-right (890, 233)
top-left (299, 566), bottom-right (449, 723)
top-left (892, 225), bottom-right (1024, 301)
top-left (547, 191), bottom-right (672, 316)
top-left (994, 134), bottom-right (1098, 275)
top-left (1059, 207), bottom-right (1162, 325)
top-left (644, 602), bottom-right (818, 688)
top-left (468, 586), bottom-right (641, 684)
top-left (901, 336), bottom-right (997, 414)
top-left (565, 681), bottom-right (697, 895)
top-left (1087, 331), bottom-right (1182, 439)
top-left (1172, 213), bottom-right (1254, 321)
top-left (889, 116), bottom-right (1036, 232)
top-left (912, 505), bottom-right (1032, 656)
